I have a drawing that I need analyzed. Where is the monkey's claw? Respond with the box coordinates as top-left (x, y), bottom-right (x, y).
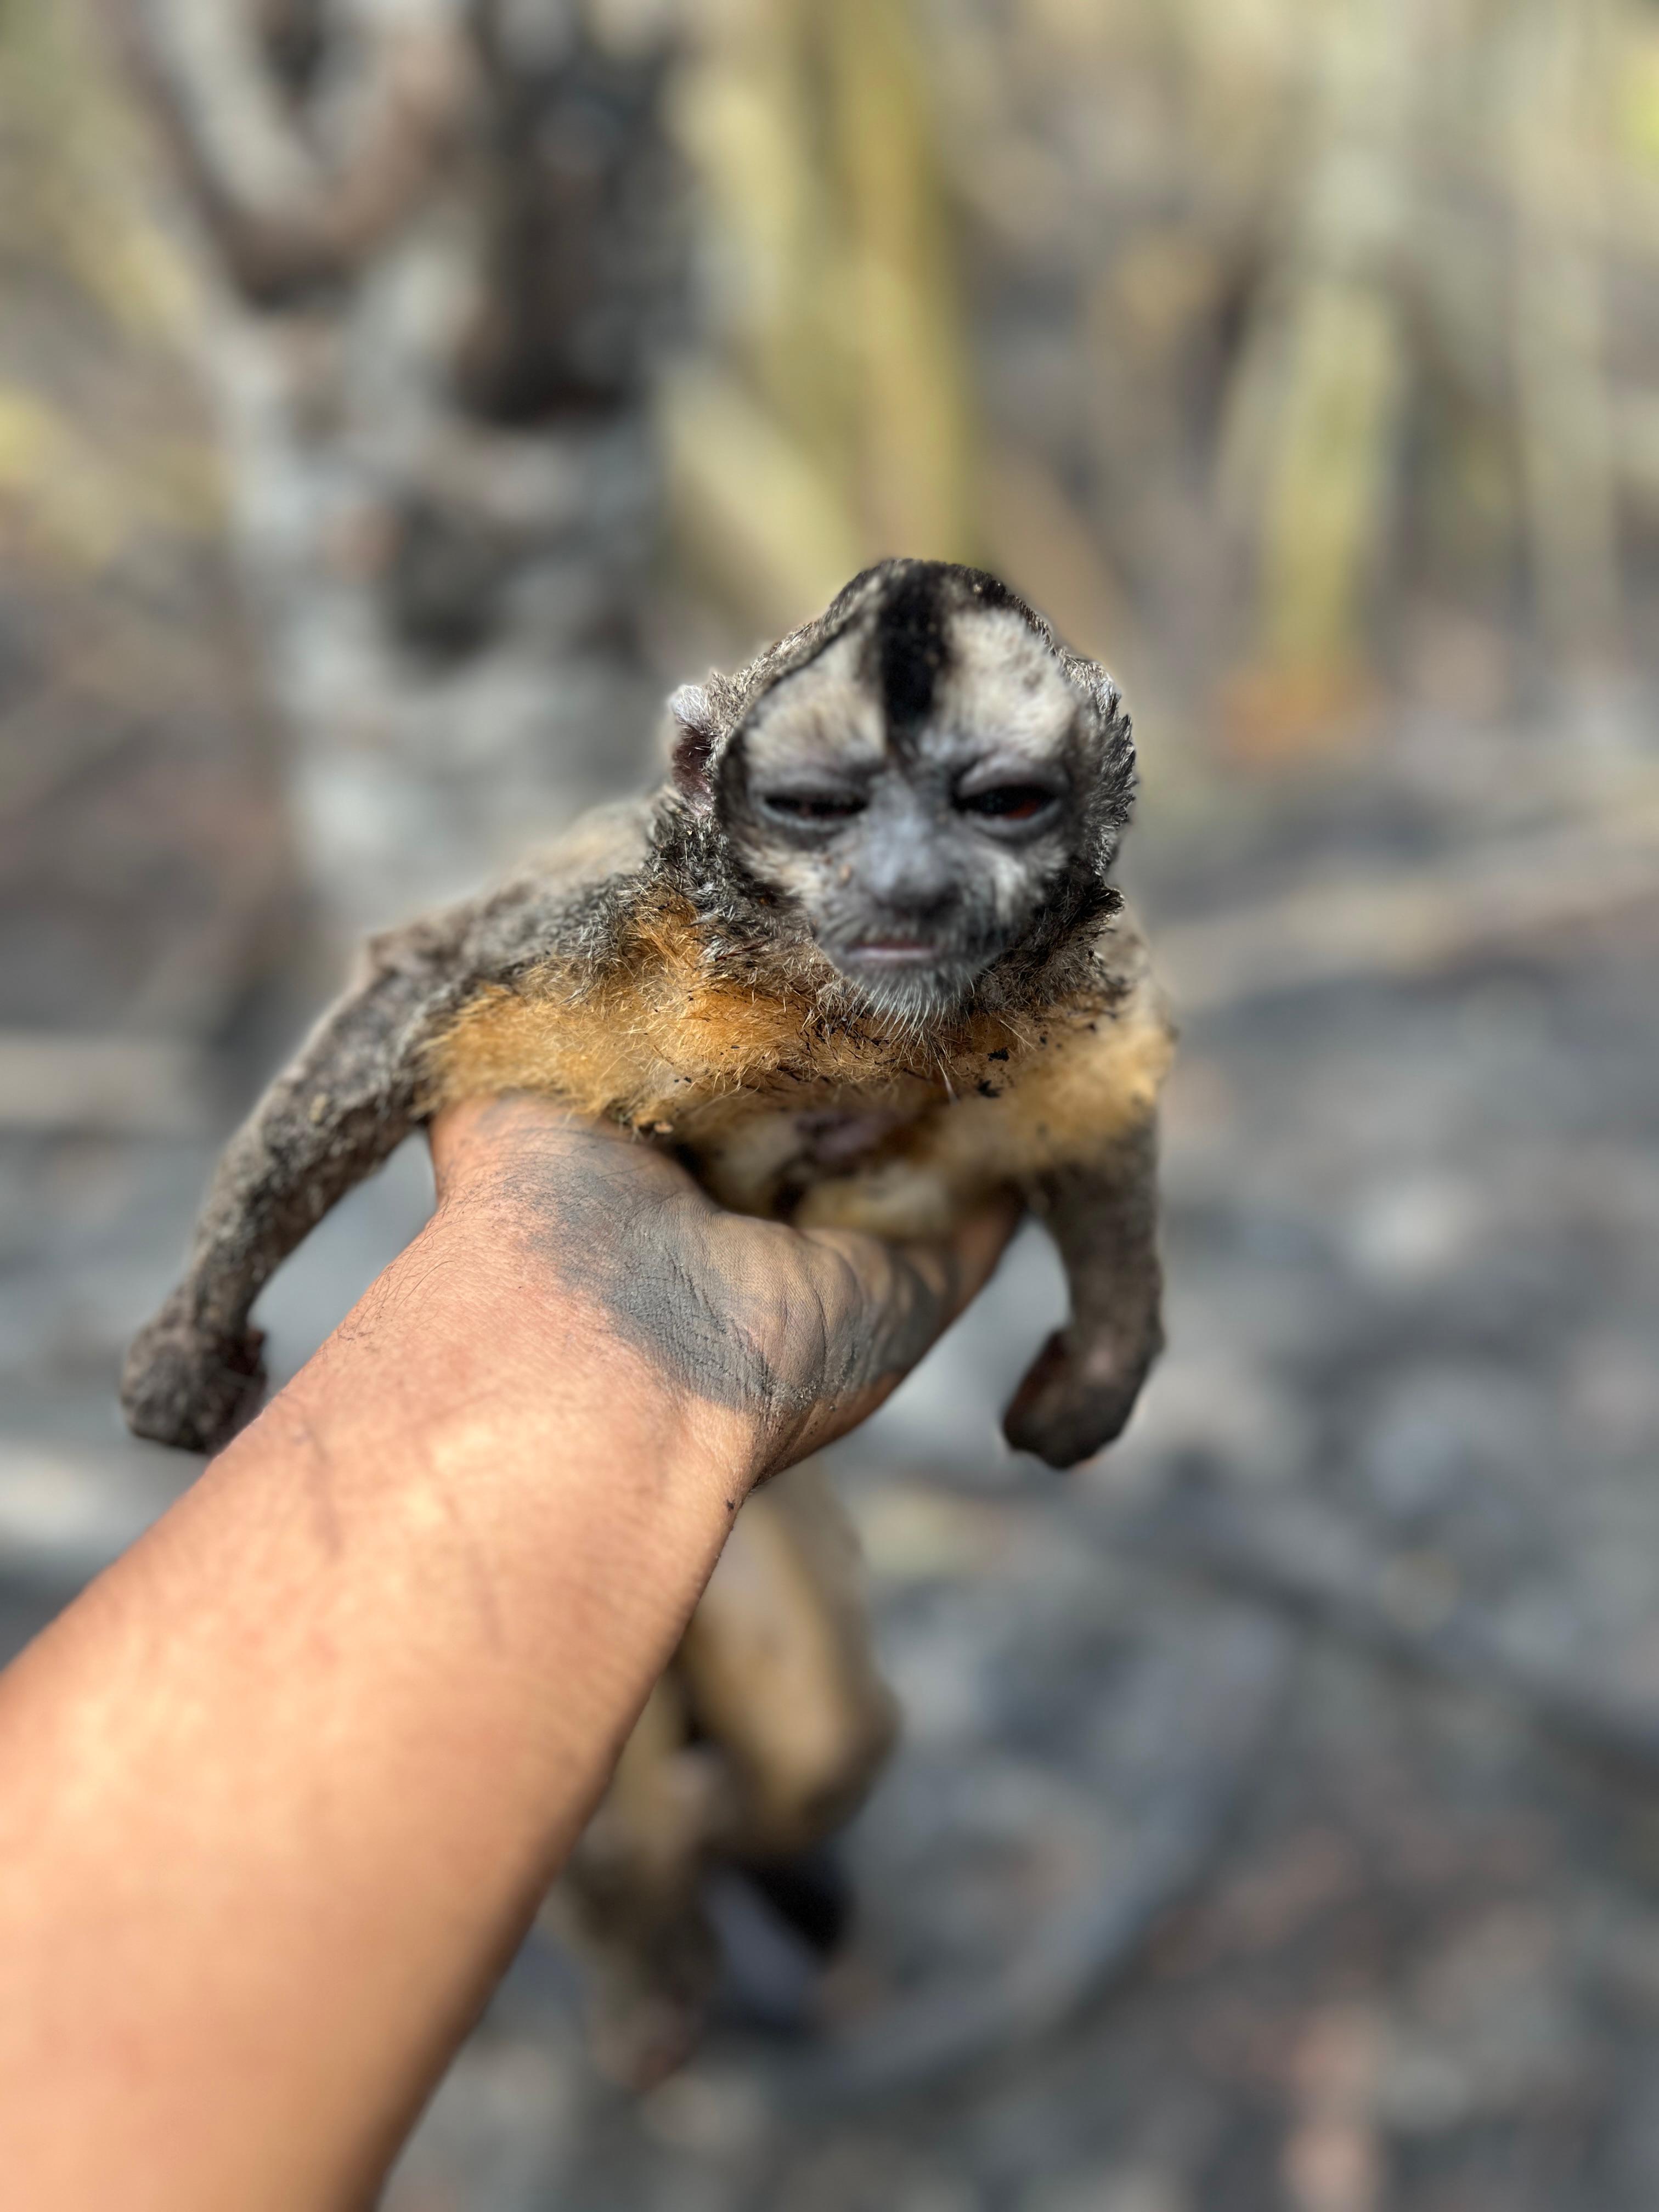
top-left (1002, 1324), bottom-right (1160, 1470)
top-left (120, 1293), bottom-right (267, 1455)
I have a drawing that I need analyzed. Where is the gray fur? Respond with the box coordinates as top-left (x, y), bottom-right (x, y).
top-left (1003, 1124), bottom-right (1165, 1467)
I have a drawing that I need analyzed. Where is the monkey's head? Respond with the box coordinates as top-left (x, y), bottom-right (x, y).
top-left (664, 560), bottom-right (1136, 1022)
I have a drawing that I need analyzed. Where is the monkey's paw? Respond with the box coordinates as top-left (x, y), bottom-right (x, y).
top-left (1002, 1323), bottom-right (1161, 1470)
top-left (120, 1293), bottom-right (267, 1455)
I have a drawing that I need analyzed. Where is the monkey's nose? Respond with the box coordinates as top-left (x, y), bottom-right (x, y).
top-left (873, 884), bottom-right (958, 927)
top-left (858, 851), bottom-right (961, 921)
top-left (854, 791), bottom-right (965, 921)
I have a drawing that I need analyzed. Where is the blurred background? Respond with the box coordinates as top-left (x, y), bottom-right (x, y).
top-left (4, 0), bottom-right (1659, 2204)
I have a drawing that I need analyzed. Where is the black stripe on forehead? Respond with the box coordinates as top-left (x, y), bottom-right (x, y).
top-left (872, 564), bottom-right (949, 729)
top-left (871, 562), bottom-right (1023, 732)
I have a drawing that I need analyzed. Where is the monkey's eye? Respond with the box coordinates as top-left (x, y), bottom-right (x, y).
top-left (758, 790), bottom-right (868, 824)
top-left (955, 781), bottom-right (1060, 825)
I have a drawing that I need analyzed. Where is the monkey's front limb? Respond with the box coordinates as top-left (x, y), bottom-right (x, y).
top-left (1002, 1118), bottom-right (1165, 1470)
top-left (121, 946), bottom-right (449, 1454)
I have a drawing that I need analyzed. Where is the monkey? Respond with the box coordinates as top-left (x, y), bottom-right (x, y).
top-left (120, 556), bottom-right (1174, 2078)
top-left (122, 556), bottom-right (1171, 1464)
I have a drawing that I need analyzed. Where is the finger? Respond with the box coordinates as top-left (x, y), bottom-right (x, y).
top-left (803, 1189), bottom-right (1022, 1343)
top-left (895, 1190), bottom-right (1024, 1333)
top-left (773, 1194), bottom-right (1023, 1467)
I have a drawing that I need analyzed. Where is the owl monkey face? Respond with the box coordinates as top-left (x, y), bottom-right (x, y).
top-left (672, 563), bottom-right (1132, 1019)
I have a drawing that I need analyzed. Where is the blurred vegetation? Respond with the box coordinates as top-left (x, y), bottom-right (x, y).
top-left (670, 0), bottom-right (1659, 754)
top-left (7, 0), bottom-right (1659, 791)
top-left (0, 0), bottom-right (216, 583)
top-left (0, 0), bottom-right (288, 1039)
top-left (662, 0), bottom-right (978, 629)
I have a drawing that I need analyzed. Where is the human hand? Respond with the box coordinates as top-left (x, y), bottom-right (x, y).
top-left (429, 1093), bottom-right (1019, 1487)
top-left (0, 1098), bottom-right (1013, 2212)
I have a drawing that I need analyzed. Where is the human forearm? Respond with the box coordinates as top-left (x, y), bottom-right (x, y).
top-left (0, 1184), bottom-right (752, 2210)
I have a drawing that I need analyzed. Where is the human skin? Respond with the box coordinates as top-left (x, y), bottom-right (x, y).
top-left (0, 1094), bottom-right (1015, 2211)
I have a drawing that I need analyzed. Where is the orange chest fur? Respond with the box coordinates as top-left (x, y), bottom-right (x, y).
top-left (424, 921), bottom-right (1173, 1235)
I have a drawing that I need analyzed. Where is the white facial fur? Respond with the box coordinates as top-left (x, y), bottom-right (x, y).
top-left (740, 630), bottom-right (887, 786)
top-left (726, 603), bottom-right (1093, 1021)
top-left (929, 606), bottom-right (1081, 759)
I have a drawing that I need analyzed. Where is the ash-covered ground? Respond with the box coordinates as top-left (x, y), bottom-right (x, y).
top-left (5, 661), bottom-right (1657, 2209)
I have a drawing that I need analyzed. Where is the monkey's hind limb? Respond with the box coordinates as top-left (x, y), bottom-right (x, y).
top-left (552, 1460), bottom-right (898, 2087)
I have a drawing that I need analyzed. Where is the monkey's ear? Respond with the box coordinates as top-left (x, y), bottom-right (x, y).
top-left (668, 684), bottom-right (719, 808)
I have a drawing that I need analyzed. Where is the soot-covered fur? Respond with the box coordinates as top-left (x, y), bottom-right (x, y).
top-left (122, 559), bottom-right (1166, 1469)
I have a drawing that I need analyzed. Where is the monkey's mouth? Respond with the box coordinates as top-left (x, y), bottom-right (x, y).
top-left (840, 939), bottom-right (946, 970)
top-left (822, 935), bottom-right (993, 1018)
